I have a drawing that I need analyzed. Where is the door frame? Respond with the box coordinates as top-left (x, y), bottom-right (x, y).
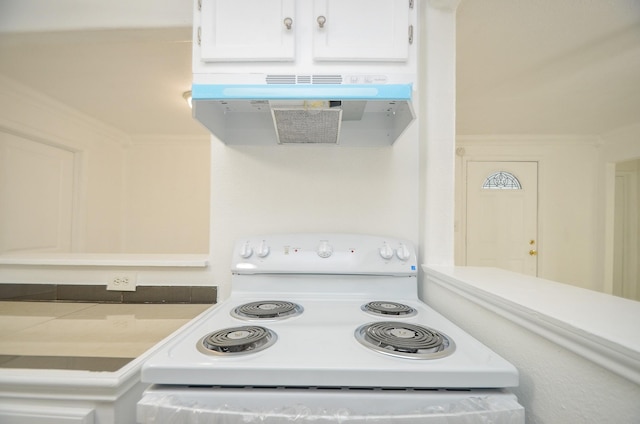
top-left (613, 169), bottom-right (639, 300)
top-left (455, 150), bottom-right (542, 272)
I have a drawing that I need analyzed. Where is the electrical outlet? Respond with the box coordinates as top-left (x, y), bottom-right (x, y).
top-left (107, 274), bottom-right (137, 291)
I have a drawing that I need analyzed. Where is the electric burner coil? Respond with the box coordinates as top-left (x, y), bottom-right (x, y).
top-left (231, 300), bottom-right (303, 320)
top-left (197, 325), bottom-right (277, 356)
top-left (355, 321), bottom-right (455, 359)
top-left (362, 301), bottom-right (417, 317)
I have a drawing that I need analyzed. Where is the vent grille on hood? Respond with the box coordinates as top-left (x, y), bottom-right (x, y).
top-left (266, 75), bottom-right (296, 84)
top-left (266, 74), bottom-right (343, 85)
top-left (272, 108), bottom-right (342, 144)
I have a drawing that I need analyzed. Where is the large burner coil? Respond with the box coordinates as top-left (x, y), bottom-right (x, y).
top-left (355, 321), bottom-right (455, 359)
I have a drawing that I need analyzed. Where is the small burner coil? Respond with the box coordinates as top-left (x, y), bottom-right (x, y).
top-left (198, 325), bottom-right (277, 356)
top-left (362, 301), bottom-right (417, 317)
top-left (355, 321), bottom-right (455, 359)
top-left (231, 300), bottom-right (303, 320)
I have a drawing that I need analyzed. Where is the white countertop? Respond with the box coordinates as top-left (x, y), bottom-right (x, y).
top-left (0, 253), bottom-right (209, 267)
top-left (423, 265), bottom-right (640, 384)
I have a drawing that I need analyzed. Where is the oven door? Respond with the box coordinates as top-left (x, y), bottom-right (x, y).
top-left (137, 385), bottom-right (524, 424)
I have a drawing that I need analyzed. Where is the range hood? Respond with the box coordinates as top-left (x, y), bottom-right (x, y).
top-left (191, 79), bottom-right (415, 146)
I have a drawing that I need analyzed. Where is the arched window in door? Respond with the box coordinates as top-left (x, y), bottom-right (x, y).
top-left (482, 171), bottom-right (522, 190)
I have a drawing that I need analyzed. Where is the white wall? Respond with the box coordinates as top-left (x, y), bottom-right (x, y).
top-left (455, 136), bottom-right (602, 291)
top-left (0, 74), bottom-right (126, 253)
top-left (602, 123), bottom-right (640, 163)
top-left (0, 75), bottom-right (210, 256)
top-left (418, 1), bottom-right (457, 270)
top-left (124, 135), bottom-right (210, 254)
top-left (208, 129), bottom-right (420, 298)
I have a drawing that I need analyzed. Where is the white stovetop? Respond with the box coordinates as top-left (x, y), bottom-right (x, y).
top-left (142, 234), bottom-right (518, 389)
top-left (141, 283), bottom-right (518, 388)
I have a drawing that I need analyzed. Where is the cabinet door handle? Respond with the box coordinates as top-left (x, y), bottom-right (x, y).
top-left (284, 17), bottom-right (293, 30)
top-left (317, 15), bottom-right (326, 28)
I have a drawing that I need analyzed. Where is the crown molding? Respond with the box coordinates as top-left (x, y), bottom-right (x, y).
top-left (457, 134), bottom-right (602, 147)
top-left (129, 134), bottom-right (210, 146)
top-left (0, 74), bottom-right (129, 148)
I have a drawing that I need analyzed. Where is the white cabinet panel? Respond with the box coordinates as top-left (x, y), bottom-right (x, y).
top-left (0, 132), bottom-right (74, 253)
top-left (196, 0), bottom-right (410, 63)
top-left (312, 0), bottom-right (410, 61)
top-left (0, 403), bottom-right (94, 423)
top-left (200, 0), bottom-right (296, 61)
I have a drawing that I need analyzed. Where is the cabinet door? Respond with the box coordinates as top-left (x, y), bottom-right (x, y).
top-left (313, 0), bottom-right (410, 61)
top-left (200, 0), bottom-right (295, 61)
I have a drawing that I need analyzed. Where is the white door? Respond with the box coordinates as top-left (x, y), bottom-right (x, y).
top-left (312, 0), bottom-right (410, 61)
top-left (199, 0), bottom-right (296, 61)
top-left (0, 132), bottom-right (75, 253)
top-left (465, 161), bottom-right (538, 276)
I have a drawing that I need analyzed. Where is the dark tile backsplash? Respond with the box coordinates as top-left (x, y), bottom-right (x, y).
top-left (122, 286), bottom-right (191, 304)
top-left (0, 284), bottom-right (217, 304)
top-left (0, 284), bottom-right (57, 301)
top-left (57, 284), bottom-right (123, 302)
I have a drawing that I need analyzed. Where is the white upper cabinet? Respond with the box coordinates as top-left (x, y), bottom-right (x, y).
top-left (312, 0), bottom-right (411, 61)
top-left (199, 0), bottom-right (296, 62)
top-left (197, 0), bottom-right (411, 63)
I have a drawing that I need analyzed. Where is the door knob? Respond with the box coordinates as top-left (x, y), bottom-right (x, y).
top-left (529, 249), bottom-right (538, 256)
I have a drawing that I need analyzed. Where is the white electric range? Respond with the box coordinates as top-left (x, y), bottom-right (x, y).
top-left (138, 234), bottom-right (524, 423)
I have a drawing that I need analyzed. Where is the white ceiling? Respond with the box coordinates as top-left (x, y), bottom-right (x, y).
top-left (0, 0), bottom-right (639, 137)
top-left (0, 28), bottom-right (204, 136)
top-left (456, 0), bottom-right (640, 136)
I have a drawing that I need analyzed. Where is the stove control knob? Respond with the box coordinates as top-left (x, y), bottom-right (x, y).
top-left (379, 243), bottom-right (394, 260)
top-left (396, 243), bottom-right (411, 261)
top-left (257, 240), bottom-right (270, 258)
top-left (317, 241), bottom-right (333, 258)
top-left (239, 242), bottom-right (253, 258)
